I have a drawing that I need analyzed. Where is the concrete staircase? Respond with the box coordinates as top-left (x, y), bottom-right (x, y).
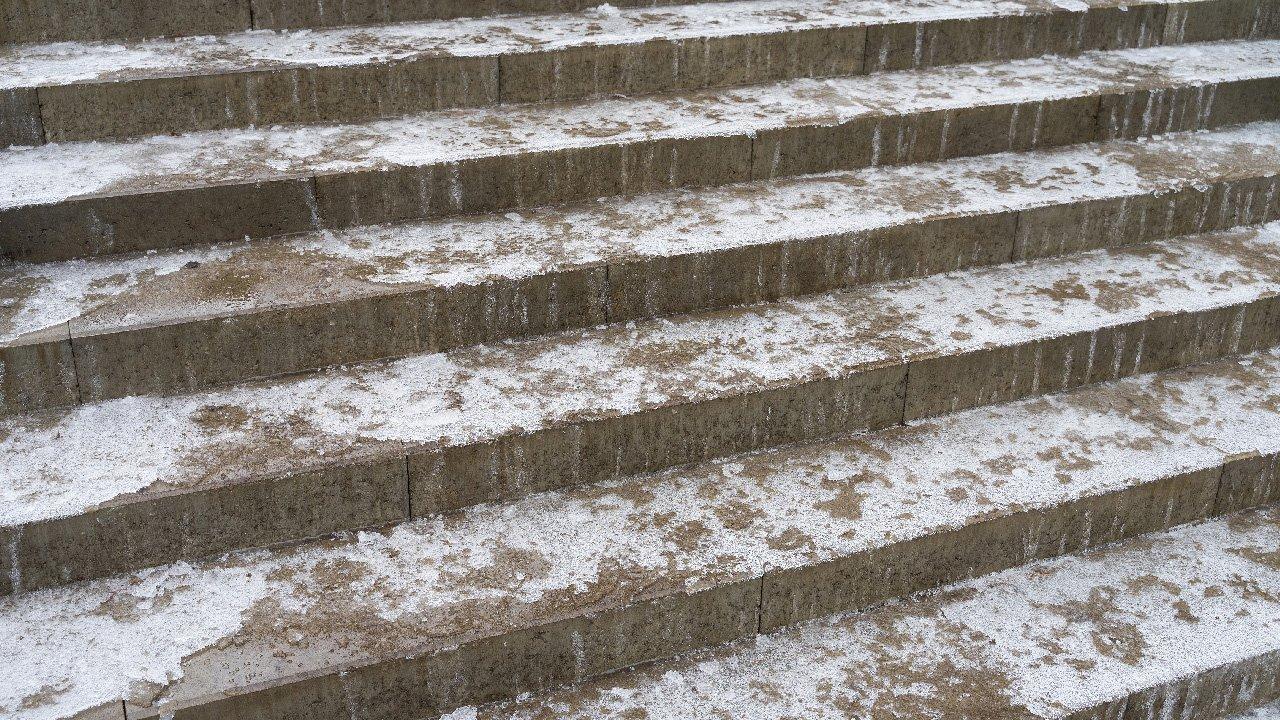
top-left (1, 0), bottom-right (1279, 718)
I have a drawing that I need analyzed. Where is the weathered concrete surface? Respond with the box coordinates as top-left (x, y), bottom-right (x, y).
top-left (3, 39), bottom-right (1277, 262)
top-left (0, 0), bottom-right (247, 44)
top-left (0, 122), bottom-right (1272, 408)
top-left (0, 325), bottom-right (77, 416)
top-left (462, 508), bottom-right (1280, 720)
top-left (4, 349), bottom-right (1280, 718)
top-left (3, 224), bottom-right (1280, 593)
top-left (0, 88), bottom-right (42, 147)
top-left (2, 0), bottom-right (739, 43)
top-left (2, 0), bottom-right (1228, 141)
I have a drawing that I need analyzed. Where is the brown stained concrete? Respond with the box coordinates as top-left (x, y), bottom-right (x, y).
top-left (18, 0), bottom-right (1274, 144)
top-left (6, 241), bottom-right (1279, 593)
top-left (6, 69), bottom-right (1275, 266)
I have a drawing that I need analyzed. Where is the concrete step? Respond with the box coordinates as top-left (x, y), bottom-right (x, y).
top-left (4, 121), bottom-right (1278, 414)
top-left (3, 0), bottom-right (742, 45)
top-left (8, 0), bottom-right (1269, 143)
top-left (3, 39), bottom-right (1278, 262)
top-left (444, 505), bottom-right (1280, 720)
top-left (4, 222), bottom-right (1280, 595)
top-left (3, 348), bottom-right (1279, 720)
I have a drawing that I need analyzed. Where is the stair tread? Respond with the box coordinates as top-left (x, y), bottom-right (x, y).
top-left (2, 39), bottom-right (1275, 211)
top-left (445, 505), bottom-right (1280, 720)
top-left (4, 346), bottom-right (1280, 719)
top-left (5, 1), bottom-right (1279, 718)
top-left (2, 121), bottom-right (1276, 349)
top-left (4, 222), bottom-right (1279, 530)
top-left (0, 0), bottom-right (1141, 89)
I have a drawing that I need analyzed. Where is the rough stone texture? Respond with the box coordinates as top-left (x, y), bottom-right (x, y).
top-left (2, 123), bottom-right (1274, 408)
top-left (312, 134), bottom-right (755, 229)
top-left (0, 0), bottom-right (747, 44)
top-left (1164, 0), bottom-right (1279, 44)
top-left (1, 0), bottom-right (1195, 142)
top-left (37, 56), bottom-right (500, 143)
top-left (0, 0), bottom-right (248, 44)
top-left (497, 26), bottom-right (868, 104)
top-left (8, 457), bottom-right (409, 595)
top-left (3, 9), bottom-right (1280, 719)
top-left (3, 225), bottom-right (1280, 592)
top-left (903, 298), bottom-right (1280, 421)
top-left (760, 465), bottom-right (1221, 630)
top-left (248, 0), bottom-right (765, 33)
top-left (0, 327), bottom-right (77, 417)
top-left (168, 579), bottom-right (761, 720)
top-left (0, 178), bottom-right (320, 263)
top-left (69, 290), bottom-right (431, 402)
top-left (410, 366), bottom-right (907, 515)
top-left (4, 40), bottom-right (1278, 262)
top-left (6, 347), bottom-right (1280, 719)
top-left (1217, 451), bottom-right (1280, 515)
top-left (0, 88), bottom-right (42, 148)
top-left (464, 509), bottom-right (1280, 720)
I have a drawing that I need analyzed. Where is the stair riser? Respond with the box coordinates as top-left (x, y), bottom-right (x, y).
top-left (8, 0), bottom-right (1274, 145)
top-left (421, 300), bottom-right (1280, 514)
top-left (0, 458), bottom-right (409, 596)
top-left (9, 0), bottom-right (1269, 47)
top-left (0, 88), bottom-right (41, 147)
top-left (1, 0), bottom-right (730, 45)
top-left (1063, 649), bottom-right (1280, 720)
top-left (6, 295), bottom-right (1277, 597)
top-left (7, 169), bottom-right (1275, 418)
top-left (120, 454), bottom-right (1280, 720)
top-left (7, 74), bottom-right (1277, 265)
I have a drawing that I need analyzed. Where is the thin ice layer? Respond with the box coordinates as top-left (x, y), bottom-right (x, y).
top-left (2, 39), bottom-right (1277, 208)
top-left (3, 347), bottom-right (1280, 720)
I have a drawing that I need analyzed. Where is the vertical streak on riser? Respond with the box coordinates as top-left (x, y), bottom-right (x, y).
top-left (5, 290), bottom-right (1280, 598)
top-left (5, 74), bottom-right (1277, 269)
top-left (4, 0), bottom-right (1279, 145)
top-left (1063, 648), bottom-right (1280, 720)
top-left (118, 453), bottom-right (1280, 720)
top-left (0, 88), bottom-right (42, 147)
top-left (0, 0), bottom-right (742, 45)
top-left (2, 0), bottom-right (1275, 44)
top-left (2, 167), bottom-right (1277, 417)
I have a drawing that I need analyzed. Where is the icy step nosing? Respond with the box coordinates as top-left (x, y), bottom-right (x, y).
top-left (3, 224), bottom-right (1280, 595)
top-left (5, 347), bottom-right (1280, 720)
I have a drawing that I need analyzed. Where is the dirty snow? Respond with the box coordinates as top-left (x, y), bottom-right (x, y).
top-left (2, 39), bottom-right (1277, 209)
top-left (3, 347), bottom-right (1280, 720)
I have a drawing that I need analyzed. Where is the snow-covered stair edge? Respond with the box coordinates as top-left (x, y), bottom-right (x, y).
top-left (4, 222), bottom-right (1280, 596)
top-left (3, 0), bottom-right (1221, 144)
top-left (6, 0), bottom-right (772, 47)
top-left (3, 121), bottom-right (1277, 412)
top-left (444, 507), bottom-right (1280, 720)
top-left (3, 347), bottom-right (1280, 720)
top-left (4, 40), bottom-right (1280, 264)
